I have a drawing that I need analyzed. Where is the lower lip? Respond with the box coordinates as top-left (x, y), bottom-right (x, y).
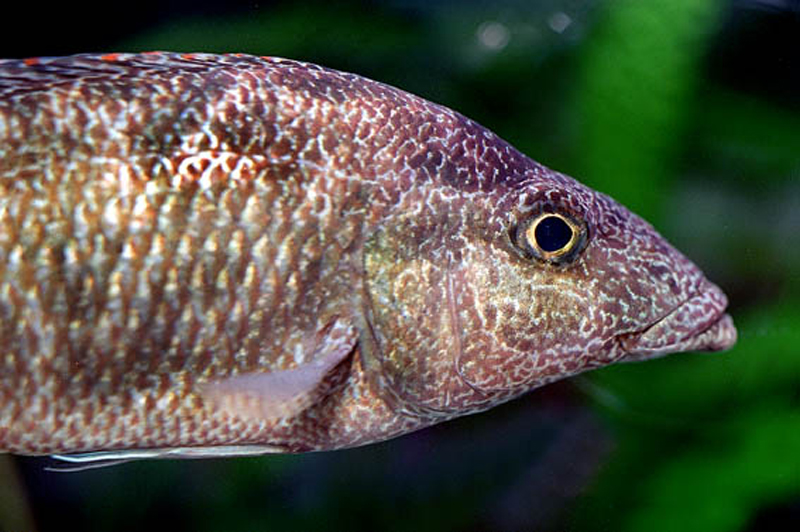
top-left (691, 313), bottom-right (737, 352)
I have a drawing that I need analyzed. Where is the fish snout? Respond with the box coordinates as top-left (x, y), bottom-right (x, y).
top-left (619, 278), bottom-right (737, 360)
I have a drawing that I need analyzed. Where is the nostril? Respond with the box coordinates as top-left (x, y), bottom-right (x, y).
top-left (666, 273), bottom-right (681, 296)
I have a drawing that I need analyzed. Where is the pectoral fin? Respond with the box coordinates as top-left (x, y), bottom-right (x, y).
top-left (200, 319), bottom-right (358, 422)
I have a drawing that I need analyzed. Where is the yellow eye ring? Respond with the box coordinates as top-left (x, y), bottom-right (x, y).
top-left (516, 212), bottom-right (587, 263)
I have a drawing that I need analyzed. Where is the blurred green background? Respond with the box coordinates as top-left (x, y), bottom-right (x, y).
top-left (2, 0), bottom-right (799, 531)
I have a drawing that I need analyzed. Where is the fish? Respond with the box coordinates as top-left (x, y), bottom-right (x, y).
top-left (0, 52), bottom-right (736, 462)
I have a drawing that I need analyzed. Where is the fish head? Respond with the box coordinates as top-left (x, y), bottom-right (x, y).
top-left (456, 168), bottom-right (735, 390)
top-left (364, 157), bottom-right (736, 416)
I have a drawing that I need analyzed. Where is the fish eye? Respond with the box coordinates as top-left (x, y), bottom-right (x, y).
top-left (513, 212), bottom-right (587, 264)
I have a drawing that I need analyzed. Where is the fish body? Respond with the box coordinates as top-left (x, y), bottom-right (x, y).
top-left (0, 53), bottom-right (736, 458)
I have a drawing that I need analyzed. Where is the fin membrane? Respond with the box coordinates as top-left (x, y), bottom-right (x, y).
top-left (47, 444), bottom-right (284, 471)
top-left (200, 318), bottom-right (358, 422)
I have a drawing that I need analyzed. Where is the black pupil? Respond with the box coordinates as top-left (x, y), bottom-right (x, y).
top-left (535, 216), bottom-right (573, 253)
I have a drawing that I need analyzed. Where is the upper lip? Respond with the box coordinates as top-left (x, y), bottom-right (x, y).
top-left (617, 282), bottom-right (737, 359)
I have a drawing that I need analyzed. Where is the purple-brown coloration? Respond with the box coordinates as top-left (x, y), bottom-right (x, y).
top-left (0, 53), bottom-right (736, 459)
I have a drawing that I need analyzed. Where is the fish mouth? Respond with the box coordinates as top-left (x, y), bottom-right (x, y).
top-left (618, 281), bottom-right (738, 360)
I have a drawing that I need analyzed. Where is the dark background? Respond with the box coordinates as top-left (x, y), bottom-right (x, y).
top-left (1, 1), bottom-right (799, 531)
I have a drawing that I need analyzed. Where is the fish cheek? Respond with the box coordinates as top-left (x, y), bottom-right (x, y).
top-left (364, 227), bottom-right (487, 414)
top-left (452, 243), bottom-right (607, 393)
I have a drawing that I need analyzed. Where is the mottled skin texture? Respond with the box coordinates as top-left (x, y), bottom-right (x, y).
top-left (0, 53), bottom-right (736, 457)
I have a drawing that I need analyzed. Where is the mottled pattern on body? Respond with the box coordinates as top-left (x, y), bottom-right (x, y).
top-left (0, 53), bottom-right (735, 457)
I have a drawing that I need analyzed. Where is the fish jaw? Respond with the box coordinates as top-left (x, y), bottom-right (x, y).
top-left (618, 279), bottom-right (737, 360)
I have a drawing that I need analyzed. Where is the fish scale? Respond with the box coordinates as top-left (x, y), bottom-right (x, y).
top-left (0, 53), bottom-right (735, 460)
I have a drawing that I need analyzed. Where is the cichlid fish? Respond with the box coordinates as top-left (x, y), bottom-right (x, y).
top-left (0, 53), bottom-right (735, 462)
